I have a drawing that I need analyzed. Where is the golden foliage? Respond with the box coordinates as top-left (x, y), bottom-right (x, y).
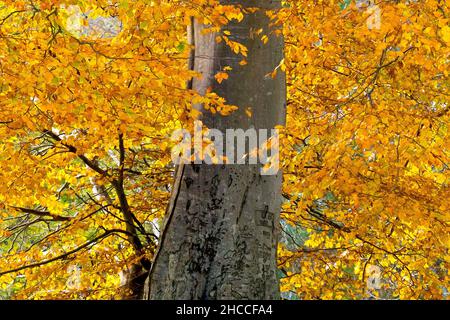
top-left (0, 0), bottom-right (448, 299)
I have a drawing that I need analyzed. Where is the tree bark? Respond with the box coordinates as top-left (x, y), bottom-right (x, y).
top-left (147, 0), bottom-right (285, 300)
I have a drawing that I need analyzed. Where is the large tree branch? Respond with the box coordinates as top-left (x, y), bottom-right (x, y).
top-left (10, 206), bottom-right (71, 222)
top-left (0, 229), bottom-right (122, 277)
top-left (43, 129), bottom-right (109, 177)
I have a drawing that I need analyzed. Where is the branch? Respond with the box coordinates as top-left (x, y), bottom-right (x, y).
top-left (10, 206), bottom-right (71, 222)
top-left (0, 230), bottom-right (119, 277)
top-left (0, 10), bottom-right (26, 25)
top-left (43, 130), bottom-right (109, 177)
top-left (112, 133), bottom-right (153, 270)
top-left (303, 205), bottom-right (416, 285)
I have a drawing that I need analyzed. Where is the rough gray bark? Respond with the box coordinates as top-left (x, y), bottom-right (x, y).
top-left (147, 0), bottom-right (286, 300)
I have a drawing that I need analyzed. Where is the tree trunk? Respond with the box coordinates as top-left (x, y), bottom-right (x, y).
top-left (147, 0), bottom-right (285, 300)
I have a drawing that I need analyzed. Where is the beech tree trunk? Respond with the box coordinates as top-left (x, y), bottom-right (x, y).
top-left (147, 0), bottom-right (286, 299)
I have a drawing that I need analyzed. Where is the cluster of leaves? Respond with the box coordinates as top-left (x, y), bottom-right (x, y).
top-left (0, 0), bottom-right (242, 299)
top-left (0, 0), bottom-right (448, 300)
top-left (278, 0), bottom-right (449, 299)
